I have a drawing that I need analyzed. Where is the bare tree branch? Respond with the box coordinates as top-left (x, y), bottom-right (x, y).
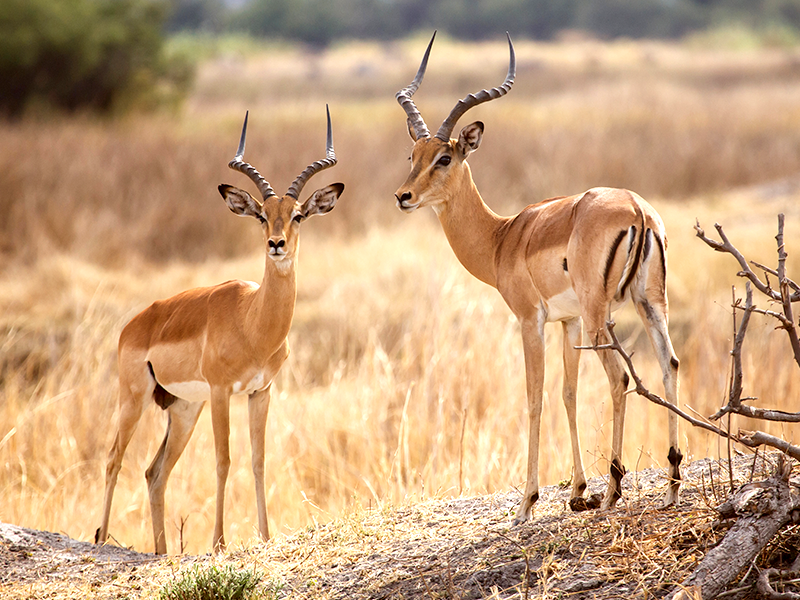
top-left (776, 214), bottom-right (800, 367)
top-left (695, 217), bottom-right (800, 304)
top-left (695, 214), bottom-right (800, 369)
top-left (739, 431), bottom-right (800, 462)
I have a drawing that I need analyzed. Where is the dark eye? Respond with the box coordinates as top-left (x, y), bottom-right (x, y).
top-left (292, 213), bottom-right (304, 223)
top-left (436, 155), bottom-right (451, 167)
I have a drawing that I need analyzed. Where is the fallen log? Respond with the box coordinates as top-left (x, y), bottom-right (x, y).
top-left (669, 456), bottom-right (799, 600)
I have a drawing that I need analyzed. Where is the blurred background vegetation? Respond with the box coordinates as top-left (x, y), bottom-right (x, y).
top-left (4, 0), bottom-right (800, 117)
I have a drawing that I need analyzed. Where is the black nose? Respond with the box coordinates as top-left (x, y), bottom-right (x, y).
top-left (397, 192), bottom-right (413, 203)
top-left (268, 239), bottom-right (285, 249)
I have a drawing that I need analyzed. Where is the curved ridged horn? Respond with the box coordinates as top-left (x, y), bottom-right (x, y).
top-left (396, 31), bottom-right (436, 141)
top-left (228, 111), bottom-right (277, 200)
top-left (285, 104), bottom-right (337, 200)
top-left (434, 32), bottom-right (515, 142)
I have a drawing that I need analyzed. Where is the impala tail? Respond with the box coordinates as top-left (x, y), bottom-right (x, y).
top-left (607, 208), bottom-right (666, 304)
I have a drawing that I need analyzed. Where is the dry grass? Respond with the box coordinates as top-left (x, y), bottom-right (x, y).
top-left (1, 36), bottom-right (799, 558)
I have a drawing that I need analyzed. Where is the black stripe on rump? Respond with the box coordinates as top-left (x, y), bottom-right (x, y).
top-left (603, 229), bottom-right (629, 293)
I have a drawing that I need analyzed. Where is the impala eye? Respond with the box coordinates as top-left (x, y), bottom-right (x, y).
top-left (436, 155), bottom-right (452, 167)
top-left (292, 213), bottom-right (304, 223)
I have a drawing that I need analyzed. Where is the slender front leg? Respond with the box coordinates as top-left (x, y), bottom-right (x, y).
top-left (248, 385), bottom-right (272, 541)
top-left (513, 316), bottom-right (546, 525)
top-left (562, 318), bottom-right (587, 501)
top-left (210, 387), bottom-right (232, 552)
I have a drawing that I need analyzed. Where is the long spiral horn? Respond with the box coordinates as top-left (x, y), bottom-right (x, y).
top-left (434, 32), bottom-right (515, 142)
top-left (285, 105), bottom-right (337, 200)
top-left (395, 31), bottom-right (436, 140)
top-left (227, 111), bottom-right (277, 200)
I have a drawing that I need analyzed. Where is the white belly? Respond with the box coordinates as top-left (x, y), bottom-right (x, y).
top-left (163, 380), bottom-right (212, 403)
top-left (163, 371), bottom-right (271, 403)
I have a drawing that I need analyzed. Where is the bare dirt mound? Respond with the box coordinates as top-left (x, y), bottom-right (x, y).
top-left (1, 453), bottom-right (795, 599)
top-left (0, 521), bottom-right (161, 595)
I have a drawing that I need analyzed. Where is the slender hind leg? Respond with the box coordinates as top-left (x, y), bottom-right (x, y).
top-left (96, 381), bottom-right (148, 545)
top-left (597, 335), bottom-right (630, 510)
top-left (584, 316), bottom-right (629, 510)
top-left (632, 229), bottom-right (681, 507)
top-left (145, 398), bottom-right (205, 554)
top-left (633, 297), bottom-right (681, 506)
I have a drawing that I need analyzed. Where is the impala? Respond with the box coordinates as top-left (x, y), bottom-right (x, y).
top-left (394, 33), bottom-right (681, 521)
top-left (96, 107), bottom-right (344, 554)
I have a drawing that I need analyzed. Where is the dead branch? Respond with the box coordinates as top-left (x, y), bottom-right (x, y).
top-left (709, 284), bottom-right (800, 424)
top-left (739, 431), bottom-right (800, 462)
top-left (694, 216), bottom-right (800, 304)
top-left (695, 214), bottom-right (800, 368)
top-left (757, 568), bottom-right (800, 600)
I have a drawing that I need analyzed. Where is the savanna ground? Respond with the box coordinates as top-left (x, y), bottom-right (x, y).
top-left (1, 33), bottom-right (800, 597)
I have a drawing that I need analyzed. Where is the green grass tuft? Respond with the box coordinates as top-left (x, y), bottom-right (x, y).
top-left (158, 564), bottom-right (274, 600)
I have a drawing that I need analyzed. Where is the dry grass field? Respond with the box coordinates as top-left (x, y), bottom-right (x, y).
top-left (1, 35), bottom-right (800, 558)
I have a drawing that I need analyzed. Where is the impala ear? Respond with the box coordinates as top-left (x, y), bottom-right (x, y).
top-left (218, 184), bottom-right (263, 219)
top-left (300, 183), bottom-right (344, 218)
top-left (457, 121), bottom-right (484, 156)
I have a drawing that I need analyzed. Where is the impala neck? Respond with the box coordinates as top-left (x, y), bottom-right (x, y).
top-left (434, 166), bottom-right (507, 288)
top-left (248, 253), bottom-right (297, 348)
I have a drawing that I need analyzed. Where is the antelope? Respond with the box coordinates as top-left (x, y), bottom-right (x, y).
top-left (95, 107), bottom-right (344, 554)
top-left (394, 33), bottom-right (681, 522)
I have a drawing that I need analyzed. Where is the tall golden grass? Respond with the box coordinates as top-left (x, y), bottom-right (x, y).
top-left (1, 37), bottom-right (799, 555)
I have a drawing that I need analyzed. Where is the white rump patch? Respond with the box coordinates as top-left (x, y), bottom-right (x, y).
top-left (544, 288), bottom-right (581, 322)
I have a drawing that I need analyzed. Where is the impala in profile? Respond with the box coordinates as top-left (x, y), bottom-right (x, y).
top-left (96, 107), bottom-right (344, 554)
top-left (395, 33), bottom-right (681, 522)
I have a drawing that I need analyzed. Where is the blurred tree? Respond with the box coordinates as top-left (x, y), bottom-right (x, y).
top-left (430, 0), bottom-right (575, 40)
top-left (0, 0), bottom-right (193, 117)
top-left (575, 0), bottom-right (707, 39)
top-left (165, 0), bottom-right (226, 32)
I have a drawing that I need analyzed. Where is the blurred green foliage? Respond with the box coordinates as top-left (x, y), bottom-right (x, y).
top-left (3, 0), bottom-right (800, 117)
top-left (0, 0), bottom-right (194, 117)
top-left (219, 0), bottom-right (800, 46)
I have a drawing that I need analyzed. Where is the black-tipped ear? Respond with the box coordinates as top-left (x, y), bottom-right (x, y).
top-left (456, 121), bottom-right (484, 156)
top-left (301, 183), bottom-right (344, 218)
top-left (218, 184), bottom-right (263, 219)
